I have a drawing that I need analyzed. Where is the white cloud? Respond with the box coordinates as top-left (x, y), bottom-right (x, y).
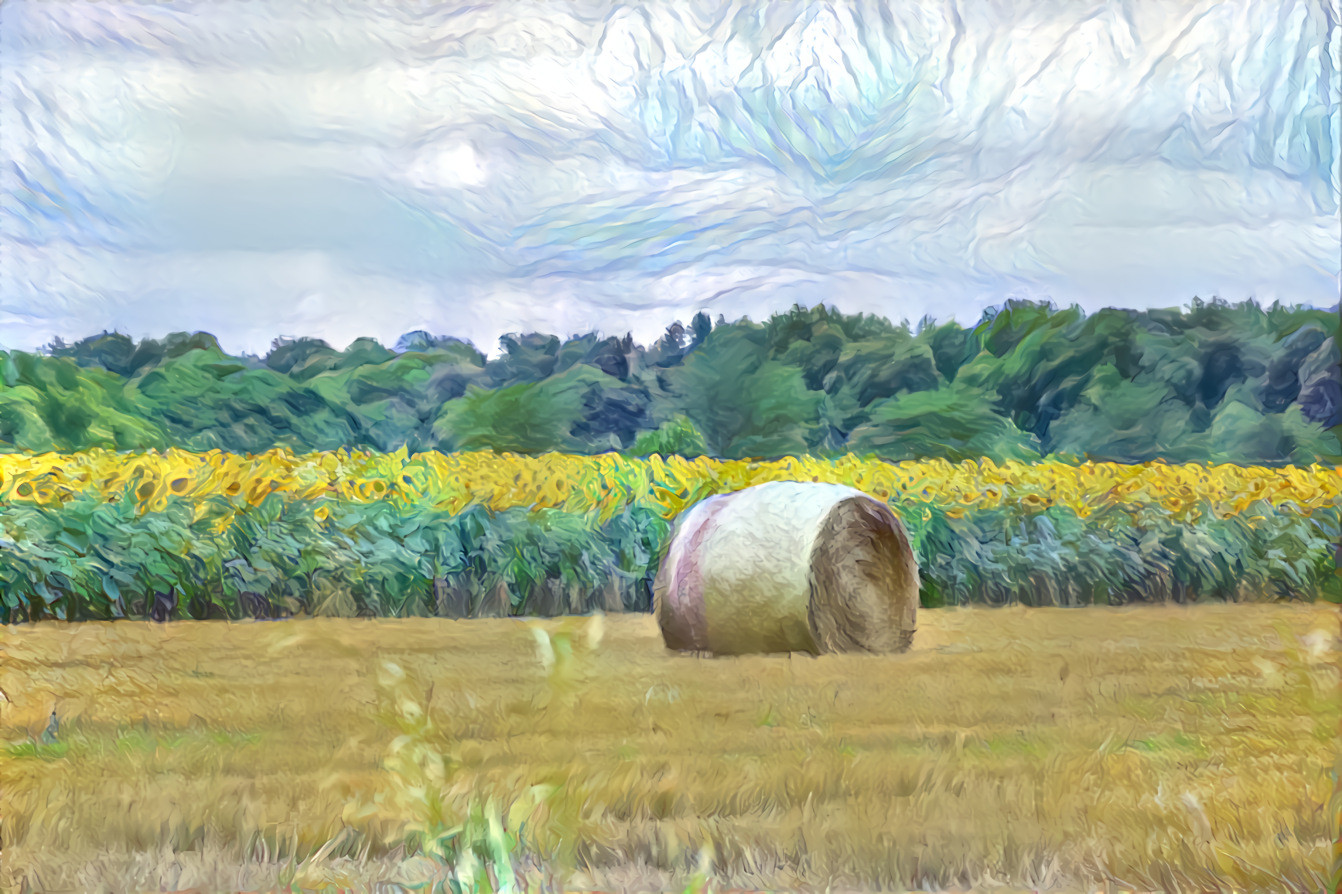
top-left (400, 143), bottom-right (488, 191)
top-left (0, 0), bottom-right (1336, 354)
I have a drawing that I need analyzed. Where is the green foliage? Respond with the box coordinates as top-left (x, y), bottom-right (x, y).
top-left (1048, 365), bottom-right (1203, 463)
top-left (0, 485), bottom-right (1332, 622)
top-left (849, 383), bottom-right (1042, 463)
top-left (4, 354), bottom-right (168, 451)
top-left (9, 298), bottom-right (1339, 464)
top-left (0, 496), bottom-right (670, 623)
top-left (1205, 396), bottom-right (1333, 466)
top-left (433, 368), bottom-right (623, 454)
top-left (672, 325), bottom-right (822, 459)
top-left (627, 414), bottom-right (708, 458)
top-left (896, 500), bottom-right (1340, 607)
top-left (0, 386), bottom-right (58, 451)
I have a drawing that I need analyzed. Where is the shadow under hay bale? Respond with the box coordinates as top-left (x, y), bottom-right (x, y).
top-left (653, 481), bottom-right (920, 656)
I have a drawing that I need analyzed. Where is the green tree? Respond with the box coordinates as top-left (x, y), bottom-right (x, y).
top-left (672, 326), bottom-right (821, 459)
top-left (848, 382), bottom-right (1042, 463)
top-left (3, 300), bottom-right (1337, 465)
top-left (432, 367), bottom-right (612, 454)
top-left (1046, 365), bottom-right (1203, 463)
top-left (627, 415), bottom-right (708, 458)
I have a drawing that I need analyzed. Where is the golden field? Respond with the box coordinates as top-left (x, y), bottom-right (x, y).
top-left (2, 604), bottom-right (1337, 893)
top-left (0, 449), bottom-right (1338, 522)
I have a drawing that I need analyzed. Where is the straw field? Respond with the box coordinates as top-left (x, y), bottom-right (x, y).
top-left (3, 603), bottom-right (1337, 893)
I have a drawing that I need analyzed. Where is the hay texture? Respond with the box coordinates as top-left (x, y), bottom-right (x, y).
top-left (653, 482), bottom-right (919, 656)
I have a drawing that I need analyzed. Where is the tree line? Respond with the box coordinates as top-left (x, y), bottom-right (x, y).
top-left (4, 298), bottom-right (1337, 464)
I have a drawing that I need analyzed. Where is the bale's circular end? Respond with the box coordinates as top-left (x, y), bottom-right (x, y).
top-left (652, 482), bottom-right (919, 656)
top-left (808, 495), bottom-right (919, 654)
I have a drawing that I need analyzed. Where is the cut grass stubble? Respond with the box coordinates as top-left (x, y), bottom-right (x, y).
top-left (1, 604), bottom-right (1337, 892)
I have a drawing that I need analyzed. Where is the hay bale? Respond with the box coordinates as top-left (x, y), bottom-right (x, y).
top-left (653, 481), bottom-right (919, 656)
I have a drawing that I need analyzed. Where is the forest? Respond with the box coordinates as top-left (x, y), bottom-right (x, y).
top-left (7, 297), bottom-right (1337, 465)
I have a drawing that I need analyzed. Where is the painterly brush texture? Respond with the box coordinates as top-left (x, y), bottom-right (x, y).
top-left (654, 482), bottom-right (920, 655)
top-left (0, 2), bottom-right (1336, 349)
top-left (2, 607), bottom-right (1336, 892)
top-left (3, 1), bottom-right (1339, 891)
top-left (1, 302), bottom-right (1337, 463)
top-left (0, 453), bottom-right (1337, 623)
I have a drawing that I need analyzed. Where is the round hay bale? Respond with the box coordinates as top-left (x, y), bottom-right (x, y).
top-left (653, 481), bottom-right (919, 656)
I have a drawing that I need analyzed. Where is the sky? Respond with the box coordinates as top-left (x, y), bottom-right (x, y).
top-left (0, 0), bottom-right (1338, 356)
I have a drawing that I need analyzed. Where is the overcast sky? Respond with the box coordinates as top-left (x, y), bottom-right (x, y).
top-left (0, 0), bottom-right (1337, 356)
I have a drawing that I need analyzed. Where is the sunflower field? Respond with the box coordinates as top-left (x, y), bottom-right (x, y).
top-left (1, 450), bottom-right (1338, 622)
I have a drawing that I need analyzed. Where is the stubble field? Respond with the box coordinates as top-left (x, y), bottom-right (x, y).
top-left (2, 603), bottom-right (1338, 893)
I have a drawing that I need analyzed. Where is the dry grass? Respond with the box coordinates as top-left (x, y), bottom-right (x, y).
top-left (1, 604), bottom-right (1337, 893)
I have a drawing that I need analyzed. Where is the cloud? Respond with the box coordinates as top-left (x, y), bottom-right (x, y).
top-left (0, 0), bottom-right (1336, 353)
